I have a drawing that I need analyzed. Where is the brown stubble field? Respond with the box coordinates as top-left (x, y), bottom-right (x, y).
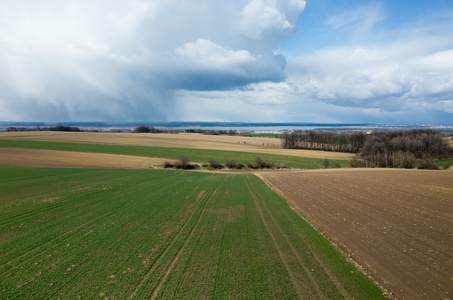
top-left (257, 168), bottom-right (453, 299)
top-left (0, 148), bottom-right (173, 169)
top-left (0, 131), bottom-right (354, 160)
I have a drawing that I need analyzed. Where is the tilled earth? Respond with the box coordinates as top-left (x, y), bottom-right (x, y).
top-left (0, 148), bottom-right (172, 169)
top-left (257, 169), bottom-right (453, 299)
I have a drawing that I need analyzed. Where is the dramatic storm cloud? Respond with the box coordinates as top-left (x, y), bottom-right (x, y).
top-left (1, 0), bottom-right (452, 123)
top-left (0, 0), bottom-right (304, 121)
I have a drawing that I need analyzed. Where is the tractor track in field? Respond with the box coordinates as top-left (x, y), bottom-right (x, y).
top-left (254, 175), bottom-right (352, 300)
top-left (246, 176), bottom-right (318, 299)
top-left (254, 172), bottom-right (353, 299)
top-left (53, 180), bottom-right (196, 296)
top-left (129, 176), bottom-right (226, 299)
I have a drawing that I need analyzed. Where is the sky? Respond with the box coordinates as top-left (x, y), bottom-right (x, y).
top-left (1, 0), bottom-right (452, 124)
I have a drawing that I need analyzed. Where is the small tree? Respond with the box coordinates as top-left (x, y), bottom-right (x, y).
top-left (175, 155), bottom-right (190, 169)
top-left (255, 156), bottom-right (264, 169)
top-left (225, 159), bottom-right (236, 169)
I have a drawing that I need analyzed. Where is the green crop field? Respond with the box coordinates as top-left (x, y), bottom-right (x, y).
top-left (0, 139), bottom-right (349, 169)
top-left (0, 166), bottom-right (384, 299)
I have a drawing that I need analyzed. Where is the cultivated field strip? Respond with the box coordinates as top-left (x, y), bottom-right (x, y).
top-left (0, 138), bottom-right (349, 169)
top-left (0, 131), bottom-right (354, 160)
top-left (0, 166), bottom-right (384, 299)
top-left (0, 148), bottom-right (171, 169)
top-left (258, 169), bottom-right (453, 299)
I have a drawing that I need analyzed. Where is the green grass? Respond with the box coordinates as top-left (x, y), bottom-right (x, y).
top-left (0, 139), bottom-right (349, 169)
top-left (433, 158), bottom-right (453, 168)
top-left (0, 166), bottom-right (385, 299)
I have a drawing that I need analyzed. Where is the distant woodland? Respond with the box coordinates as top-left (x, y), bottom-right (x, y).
top-left (282, 129), bottom-right (453, 169)
top-left (6, 125), bottom-right (82, 132)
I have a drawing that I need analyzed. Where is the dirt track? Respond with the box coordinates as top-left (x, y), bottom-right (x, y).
top-left (0, 148), bottom-right (172, 169)
top-left (257, 169), bottom-right (453, 299)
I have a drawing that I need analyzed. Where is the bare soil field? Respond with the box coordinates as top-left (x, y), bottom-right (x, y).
top-left (0, 131), bottom-right (354, 160)
top-left (257, 169), bottom-right (453, 299)
top-left (0, 148), bottom-right (172, 169)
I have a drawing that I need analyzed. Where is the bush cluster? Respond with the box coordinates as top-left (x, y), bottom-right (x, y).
top-left (164, 156), bottom-right (288, 170)
top-left (164, 155), bottom-right (199, 170)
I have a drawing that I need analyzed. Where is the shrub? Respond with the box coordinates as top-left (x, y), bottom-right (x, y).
top-left (263, 161), bottom-right (276, 169)
top-left (208, 160), bottom-right (224, 169)
top-left (225, 159), bottom-right (236, 169)
top-left (235, 163), bottom-right (245, 169)
top-left (246, 162), bottom-right (256, 169)
top-left (174, 155), bottom-right (190, 169)
top-left (174, 155), bottom-right (199, 169)
top-left (333, 162), bottom-right (342, 168)
top-left (163, 161), bottom-right (173, 168)
top-left (416, 159), bottom-right (440, 170)
top-left (255, 157), bottom-right (264, 169)
top-left (348, 157), bottom-right (366, 168)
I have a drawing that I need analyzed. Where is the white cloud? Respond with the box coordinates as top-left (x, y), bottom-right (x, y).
top-left (0, 0), bottom-right (306, 121)
top-left (175, 39), bottom-right (256, 69)
top-left (287, 43), bottom-right (453, 114)
top-left (241, 0), bottom-right (305, 38)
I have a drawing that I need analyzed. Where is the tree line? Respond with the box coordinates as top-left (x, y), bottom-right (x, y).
top-left (282, 129), bottom-right (453, 169)
top-left (132, 125), bottom-right (238, 135)
top-left (6, 125), bottom-right (81, 132)
top-left (282, 131), bottom-right (366, 153)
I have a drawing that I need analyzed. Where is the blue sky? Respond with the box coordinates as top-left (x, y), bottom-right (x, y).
top-left (1, 0), bottom-right (452, 124)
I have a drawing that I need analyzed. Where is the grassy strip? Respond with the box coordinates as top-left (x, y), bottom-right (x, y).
top-left (433, 158), bottom-right (453, 168)
top-left (0, 139), bottom-right (348, 169)
top-left (0, 166), bottom-right (385, 299)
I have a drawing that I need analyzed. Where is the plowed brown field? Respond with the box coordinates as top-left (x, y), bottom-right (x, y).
top-left (257, 169), bottom-right (453, 300)
top-left (0, 131), bottom-right (354, 160)
top-left (0, 148), bottom-right (172, 169)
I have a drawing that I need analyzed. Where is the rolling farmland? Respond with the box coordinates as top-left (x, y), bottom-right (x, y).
top-left (0, 139), bottom-right (349, 169)
top-left (258, 169), bottom-right (453, 299)
top-left (0, 166), bottom-right (384, 299)
top-left (0, 131), bottom-right (355, 160)
top-left (2, 131), bottom-right (452, 299)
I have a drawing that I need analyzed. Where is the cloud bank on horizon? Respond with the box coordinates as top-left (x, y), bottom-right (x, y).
top-left (1, 0), bottom-right (452, 124)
